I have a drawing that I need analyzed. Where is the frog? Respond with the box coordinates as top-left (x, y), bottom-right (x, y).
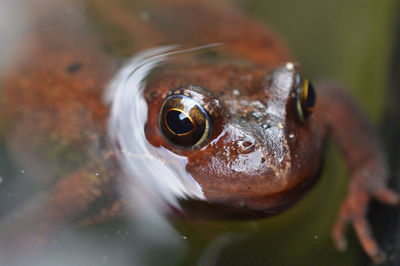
top-left (0, 0), bottom-right (397, 264)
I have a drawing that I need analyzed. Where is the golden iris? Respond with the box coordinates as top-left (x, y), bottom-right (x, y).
top-left (160, 95), bottom-right (211, 148)
top-left (294, 75), bottom-right (316, 123)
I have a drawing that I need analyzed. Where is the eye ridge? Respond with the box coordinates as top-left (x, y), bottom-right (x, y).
top-left (164, 108), bottom-right (197, 136)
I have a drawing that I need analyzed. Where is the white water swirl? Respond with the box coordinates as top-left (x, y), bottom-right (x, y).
top-left (104, 46), bottom-right (219, 218)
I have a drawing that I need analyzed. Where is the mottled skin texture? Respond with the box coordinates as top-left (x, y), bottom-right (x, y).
top-left (0, 0), bottom-right (398, 264)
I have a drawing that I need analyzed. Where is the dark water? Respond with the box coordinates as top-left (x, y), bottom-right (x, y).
top-left (0, 0), bottom-right (398, 265)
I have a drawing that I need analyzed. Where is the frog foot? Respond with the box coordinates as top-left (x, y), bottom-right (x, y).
top-left (332, 185), bottom-right (400, 264)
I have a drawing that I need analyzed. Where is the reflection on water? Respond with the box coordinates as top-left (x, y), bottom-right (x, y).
top-left (105, 46), bottom-right (208, 216)
top-left (0, 1), bottom-right (30, 75)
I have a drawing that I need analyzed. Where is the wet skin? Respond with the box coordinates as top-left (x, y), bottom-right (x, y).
top-left (0, 0), bottom-right (398, 264)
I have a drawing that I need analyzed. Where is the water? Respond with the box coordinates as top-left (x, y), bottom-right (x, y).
top-left (0, 0), bottom-right (397, 265)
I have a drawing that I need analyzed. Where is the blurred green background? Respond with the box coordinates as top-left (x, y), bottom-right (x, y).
top-left (1, 0), bottom-right (398, 265)
top-left (243, 0), bottom-right (397, 121)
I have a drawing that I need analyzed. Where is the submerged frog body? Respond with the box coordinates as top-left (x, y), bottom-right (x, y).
top-left (0, 0), bottom-right (398, 264)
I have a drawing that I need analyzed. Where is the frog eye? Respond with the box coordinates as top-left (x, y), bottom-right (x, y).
top-left (294, 75), bottom-right (316, 123)
top-left (159, 95), bottom-right (211, 148)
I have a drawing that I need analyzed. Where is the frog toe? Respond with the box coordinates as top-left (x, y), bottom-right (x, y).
top-left (352, 213), bottom-right (386, 264)
top-left (333, 192), bottom-right (387, 264)
top-left (332, 205), bottom-right (350, 251)
top-left (373, 186), bottom-right (400, 206)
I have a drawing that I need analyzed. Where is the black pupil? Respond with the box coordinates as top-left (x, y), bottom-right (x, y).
top-left (306, 82), bottom-right (316, 108)
top-left (166, 110), bottom-right (194, 135)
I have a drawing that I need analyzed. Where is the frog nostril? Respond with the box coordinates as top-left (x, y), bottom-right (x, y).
top-left (262, 123), bottom-right (271, 131)
top-left (242, 141), bottom-right (253, 148)
top-left (236, 140), bottom-right (255, 153)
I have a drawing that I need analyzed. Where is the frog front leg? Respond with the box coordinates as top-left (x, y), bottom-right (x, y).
top-left (315, 82), bottom-right (399, 263)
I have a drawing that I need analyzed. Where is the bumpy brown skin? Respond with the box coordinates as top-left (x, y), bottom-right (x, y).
top-left (0, 0), bottom-right (397, 264)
